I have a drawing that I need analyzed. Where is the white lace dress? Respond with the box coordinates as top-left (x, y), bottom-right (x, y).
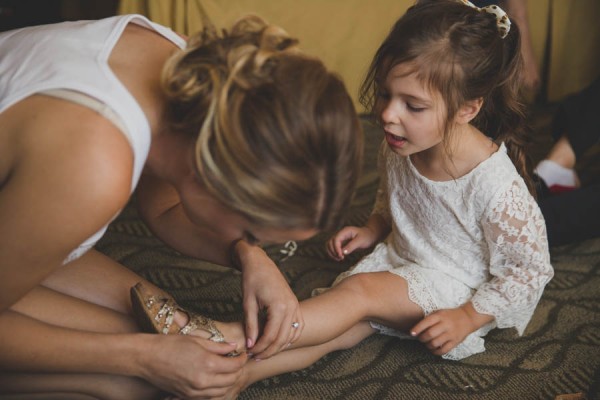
top-left (327, 141), bottom-right (554, 360)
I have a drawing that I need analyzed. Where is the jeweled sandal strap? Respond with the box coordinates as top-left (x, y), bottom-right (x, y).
top-left (179, 313), bottom-right (225, 343)
top-left (155, 299), bottom-right (177, 335)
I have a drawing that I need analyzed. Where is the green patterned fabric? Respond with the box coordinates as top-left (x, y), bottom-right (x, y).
top-left (97, 118), bottom-right (600, 400)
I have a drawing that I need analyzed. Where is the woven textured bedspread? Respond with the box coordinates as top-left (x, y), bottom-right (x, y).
top-left (97, 118), bottom-right (600, 400)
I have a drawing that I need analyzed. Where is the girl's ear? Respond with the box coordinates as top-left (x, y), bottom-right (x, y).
top-left (456, 98), bottom-right (483, 124)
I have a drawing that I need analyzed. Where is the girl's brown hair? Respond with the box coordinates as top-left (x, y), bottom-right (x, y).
top-left (360, 0), bottom-right (535, 194)
top-left (162, 15), bottom-right (363, 231)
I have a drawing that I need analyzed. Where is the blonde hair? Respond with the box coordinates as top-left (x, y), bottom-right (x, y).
top-left (162, 15), bottom-right (362, 230)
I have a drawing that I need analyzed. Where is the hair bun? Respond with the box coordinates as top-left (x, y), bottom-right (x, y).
top-left (224, 16), bottom-right (300, 89)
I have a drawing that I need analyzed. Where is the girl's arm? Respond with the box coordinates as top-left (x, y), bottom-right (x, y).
top-left (365, 212), bottom-right (392, 241)
top-left (327, 141), bottom-right (392, 260)
top-left (326, 213), bottom-right (391, 260)
top-left (412, 180), bottom-right (554, 357)
top-left (410, 302), bottom-right (494, 357)
top-left (471, 180), bottom-right (553, 334)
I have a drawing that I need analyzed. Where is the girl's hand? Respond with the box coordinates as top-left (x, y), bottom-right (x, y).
top-left (235, 241), bottom-right (303, 360)
top-left (410, 303), bottom-right (494, 356)
top-left (326, 226), bottom-right (379, 261)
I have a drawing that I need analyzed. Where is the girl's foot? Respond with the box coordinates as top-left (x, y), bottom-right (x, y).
top-left (130, 282), bottom-right (246, 355)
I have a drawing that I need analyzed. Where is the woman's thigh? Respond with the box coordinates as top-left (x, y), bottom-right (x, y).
top-left (41, 249), bottom-right (161, 314)
top-left (0, 372), bottom-right (160, 400)
top-left (10, 285), bottom-right (136, 333)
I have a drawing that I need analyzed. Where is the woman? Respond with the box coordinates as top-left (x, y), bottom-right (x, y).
top-left (0, 14), bottom-right (362, 399)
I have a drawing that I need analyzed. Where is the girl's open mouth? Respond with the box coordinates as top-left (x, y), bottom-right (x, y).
top-left (385, 132), bottom-right (407, 149)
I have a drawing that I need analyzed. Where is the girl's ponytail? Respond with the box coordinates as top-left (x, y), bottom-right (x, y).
top-left (478, 21), bottom-right (536, 196)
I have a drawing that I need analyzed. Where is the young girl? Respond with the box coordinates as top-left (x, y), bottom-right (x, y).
top-left (131, 0), bottom-right (554, 396)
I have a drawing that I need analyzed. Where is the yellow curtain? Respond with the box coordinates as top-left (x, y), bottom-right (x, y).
top-left (118, 0), bottom-right (207, 35)
top-left (118, 0), bottom-right (599, 106)
top-left (527, 0), bottom-right (550, 70)
top-left (117, 0), bottom-right (413, 111)
top-left (548, 0), bottom-right (600, 101)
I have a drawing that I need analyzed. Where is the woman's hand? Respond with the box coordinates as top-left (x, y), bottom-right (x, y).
top-left (410, 303), bottom-right (494, 356)
top-left (234, 240), bottom-right (303, 360)
top-left (326, 226), bottom-right (379, 261)
top-left (138, 334), bottom-right (247, 399)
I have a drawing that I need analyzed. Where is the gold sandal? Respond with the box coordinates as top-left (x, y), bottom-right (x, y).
top-left (130, 282), bottom-right (240, 355)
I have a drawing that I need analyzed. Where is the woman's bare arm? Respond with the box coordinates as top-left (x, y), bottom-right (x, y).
top-left (0, 98), bottom-right (133, 311)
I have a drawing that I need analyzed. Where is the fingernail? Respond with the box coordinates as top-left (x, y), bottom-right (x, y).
top-left (254, 358), bottom-right (262, 362)
top-left (343, 249), bottom-right (349, 255)
top-left (247, 338), bottom-right (253, 348)
top-left (228, 342), bottom-right (238, 346)
top-left (410, 331), bottom-right (416, 336)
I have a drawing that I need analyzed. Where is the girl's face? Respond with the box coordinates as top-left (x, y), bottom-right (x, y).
top-left (377, 63), bottom-right (447, 157)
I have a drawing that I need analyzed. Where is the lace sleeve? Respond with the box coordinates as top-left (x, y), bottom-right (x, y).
top-left (371, 142), bottom-right (391, 225)
top-left (471, 180), bottom-right (554, 335)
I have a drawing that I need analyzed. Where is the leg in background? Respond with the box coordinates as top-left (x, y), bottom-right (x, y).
top-left (535, 77), bottom-right (600, 192)
top-left (545, 135), bottom-right (577, 171)
top-left (538, 182), bottom-right (600, 246)
top-left (534, 135), bottom-right (580, 190)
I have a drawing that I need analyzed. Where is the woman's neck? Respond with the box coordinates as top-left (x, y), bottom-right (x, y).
top-left (145, 130), bottom-right (195, 186)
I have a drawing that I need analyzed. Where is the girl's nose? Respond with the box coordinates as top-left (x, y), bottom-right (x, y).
top-left (380, 101), bottom-right (399, 125)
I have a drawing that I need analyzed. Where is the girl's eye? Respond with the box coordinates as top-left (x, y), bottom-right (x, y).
top-left (407, 104), bottom-right (425, 112)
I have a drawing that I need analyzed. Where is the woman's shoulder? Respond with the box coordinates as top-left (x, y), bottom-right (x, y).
top-left (0, 95), bottom-right (134, 266)
top-left (1, 94), bottom-right (133, 201)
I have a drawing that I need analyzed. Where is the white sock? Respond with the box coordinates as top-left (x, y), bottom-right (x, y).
top-left (534, 159), bottom-right (578, 187)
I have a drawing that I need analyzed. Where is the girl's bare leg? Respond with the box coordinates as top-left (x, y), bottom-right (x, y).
top-left (240, 321), bottom-right (376, 390)
top-left (291, 272), bottom-right (421, 348)
top-left (216, 272), bottom-right (422, 398)
top-left (218, 271), bottom-right (422, 353)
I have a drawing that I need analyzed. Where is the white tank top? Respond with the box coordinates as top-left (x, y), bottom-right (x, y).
top-left (0, 15), bottom-right (186, 262)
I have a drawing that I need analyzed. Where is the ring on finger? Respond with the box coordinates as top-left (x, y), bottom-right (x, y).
top-left (291, 322), bottom-right (300, 329)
